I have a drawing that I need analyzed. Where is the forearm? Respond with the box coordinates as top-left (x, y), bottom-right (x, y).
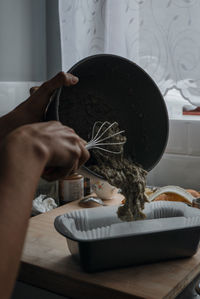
top-left (0, 83), bottom-right (50, 141)
top-left (0, 119), bottom-right (89, 299)
top-left (0, 72), bottom-right (79, 143)
top-left (0, 141), bottom-right (47, 299)
top-left (0, 107), bottom-right (35, 142)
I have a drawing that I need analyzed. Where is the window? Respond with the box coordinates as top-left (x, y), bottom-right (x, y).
top-left (59, 0), bottom-right (200, 118)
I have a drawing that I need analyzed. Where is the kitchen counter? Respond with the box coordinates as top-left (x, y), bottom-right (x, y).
top-left (18, 196), bottom-right (200, 299)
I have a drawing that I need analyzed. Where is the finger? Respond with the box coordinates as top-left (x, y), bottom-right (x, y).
top-left (40, 72), bottom-right (79, 96)
top-left (63, 73), bottom-right (79, 86)
top-left (42, 166), bottom-right (74, 182)
top-left (79, 137), bottom-right (87, 145)
top-left (48, 71), bottom-right (79, 89)
top-left (77, 143), bottom-right (90, 168)
top-left (57, 125), bottom-right (86, 145)
top-left (29, 86), bottom-right (40, 95)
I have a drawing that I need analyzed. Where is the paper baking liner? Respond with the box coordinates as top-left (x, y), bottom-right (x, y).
top-left (54, 202), bottom-right (200, 241)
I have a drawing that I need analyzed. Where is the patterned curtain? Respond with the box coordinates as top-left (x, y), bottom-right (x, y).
top-left (59, 0), bottom-right (200, 106)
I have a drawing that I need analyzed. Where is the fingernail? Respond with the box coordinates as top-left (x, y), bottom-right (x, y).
top-left (72, 76), bottom-right (79, 84)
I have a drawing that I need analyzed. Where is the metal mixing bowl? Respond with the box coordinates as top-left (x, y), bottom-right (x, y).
top-left (45, 54), bottom-right (169, 175)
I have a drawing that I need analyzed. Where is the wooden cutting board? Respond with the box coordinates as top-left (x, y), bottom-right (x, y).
top-left (19, 195), bottom-right (200, 299)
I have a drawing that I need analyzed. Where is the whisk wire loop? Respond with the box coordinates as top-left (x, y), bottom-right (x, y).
top-left (86, 121), bottom-right (126, 155)
top-left (90, 121), bottom-right (118, 142)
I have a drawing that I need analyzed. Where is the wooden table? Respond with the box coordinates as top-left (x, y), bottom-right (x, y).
top-left (19, 195), bottom-right (200, 299)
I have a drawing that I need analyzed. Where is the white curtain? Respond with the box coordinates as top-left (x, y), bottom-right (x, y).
top-left (59, 0), bottom-right (200, 106)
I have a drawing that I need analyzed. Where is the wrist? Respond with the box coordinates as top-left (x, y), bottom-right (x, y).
top-left (0, 107), bottom-right (38, 144)
top-left (0, 128), bottom-right (49, 182)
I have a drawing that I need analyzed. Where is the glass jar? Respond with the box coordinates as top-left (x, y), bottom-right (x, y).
top-left (59, 173), bottom-right (84, 205)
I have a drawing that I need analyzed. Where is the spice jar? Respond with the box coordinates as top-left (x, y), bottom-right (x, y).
top-left (59, 173), bottom-right (84, 205)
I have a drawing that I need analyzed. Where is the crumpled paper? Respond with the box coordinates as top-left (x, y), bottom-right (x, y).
top-left (32, 194), bottom-right (57, 216)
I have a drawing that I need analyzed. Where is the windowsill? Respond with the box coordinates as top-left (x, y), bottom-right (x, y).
top-left (164, 86), bottom-right (200, 122)
top-left (183, 111), bottom-right (200, 116)
top-left (169, 114), bottom-right (200, 121)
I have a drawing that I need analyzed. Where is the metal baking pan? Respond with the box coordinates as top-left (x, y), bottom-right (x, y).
top-left (54, 202), bottom-right (200, 272)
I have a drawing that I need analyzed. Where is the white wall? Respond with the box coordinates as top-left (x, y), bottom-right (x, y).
top-left (0, 0), bottom-right (199, 190)
top-left (0, 0), bottom-right (47, 82)
top-left (147, 118), bottom-right (200, 190)
top-left (0, 0), bottom-right (62, 116)
top-left (0, 82), bottom-right (42, 117)
top-left (46, 0), bottom-right (62, 78)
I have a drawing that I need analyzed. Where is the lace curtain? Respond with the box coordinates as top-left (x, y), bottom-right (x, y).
top-left (59, 0), bottom-right (200, 107)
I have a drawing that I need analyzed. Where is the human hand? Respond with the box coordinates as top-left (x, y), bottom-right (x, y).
top-left (20, 72), bottom-right (79, 123)
top-left (2, 121), bottom-right (89, 182)
top-left (0, 119), bottom-right (89, 299)
top-left (0, 72), bottom-right (79, 142)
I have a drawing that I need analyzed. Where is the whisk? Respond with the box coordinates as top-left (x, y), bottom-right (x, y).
top-left (43, 121), bottom-right (125, 179)
top-left (85, 121), bottom-right (126, 154)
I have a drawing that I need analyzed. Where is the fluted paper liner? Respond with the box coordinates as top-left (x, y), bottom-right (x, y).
top-left (54, 202), bottom-right (200, 241)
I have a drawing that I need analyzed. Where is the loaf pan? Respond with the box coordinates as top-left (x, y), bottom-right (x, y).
top-left (54, 202), bottom-right (200, 272)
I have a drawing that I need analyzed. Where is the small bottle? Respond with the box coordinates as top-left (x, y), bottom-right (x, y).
top-left (59, 173), bottom-right (84, 205)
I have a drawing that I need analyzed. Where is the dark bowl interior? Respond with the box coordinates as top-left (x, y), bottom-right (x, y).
top-left (45, 54), bottom-right (169, 171)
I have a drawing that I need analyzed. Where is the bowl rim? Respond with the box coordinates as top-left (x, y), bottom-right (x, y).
top-left (48, 53), bottom-right (169, 172)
